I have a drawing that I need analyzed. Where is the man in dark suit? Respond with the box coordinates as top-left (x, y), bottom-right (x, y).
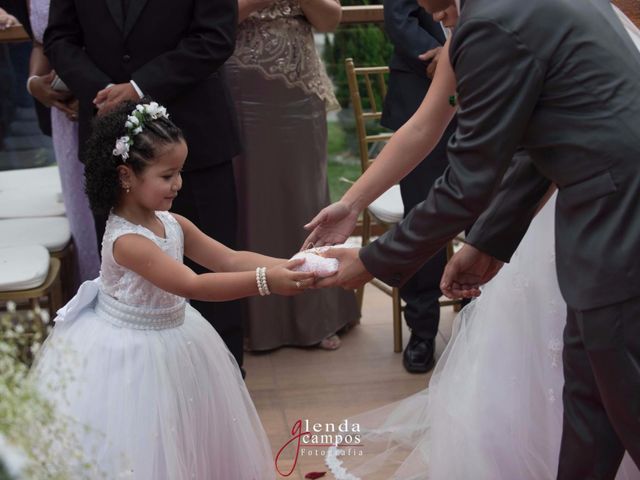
top-left (320, 0), bottom-right (640, 476)
top-left (382, 0), bottom-right (456, 373)
top-left (44, 0), bottom-right (246, 370)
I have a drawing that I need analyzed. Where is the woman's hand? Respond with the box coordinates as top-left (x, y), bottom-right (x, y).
top-left (432, 5), bottom-right (459, 29)
top-left (238, 0), bottom-right (277, 23)
top-left (0, 10), bottom-right (18, 30)
top-left (302, 201), bottom-right (359, 249)
top-left (28, 71), bottom-right (76, 117)
top-left (64, 98), bottom-right (79, 121)
top-left (300, 0), bottom-right (341, 32)
top-left (266, 258), bottom-right (316, 295)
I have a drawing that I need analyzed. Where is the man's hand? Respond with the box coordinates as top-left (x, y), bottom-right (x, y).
top-left (302, 201), bottom-right (359, 249)
top-left (440, 244), bottom-right (503, 299)
top-left (418, 46), bottom-right (442, 79)
top-left (314, 248), bottom-right (373, 290)
top-left (94, 83), bottom-right (139, 115)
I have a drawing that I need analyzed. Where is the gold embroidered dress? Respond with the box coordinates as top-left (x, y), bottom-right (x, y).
top-left (226, 0), bottom-right (359, 350)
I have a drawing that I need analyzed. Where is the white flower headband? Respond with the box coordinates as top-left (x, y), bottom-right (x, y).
top-left (112, 102), bottom-right (170, 161)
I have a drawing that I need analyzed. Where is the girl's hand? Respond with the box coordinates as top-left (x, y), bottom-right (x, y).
top-left (266, 258), bottom-right (316, 296)
top-left (302, 201), bottom-right (359, 249)
top-left (28, 71), bottom-right (76, 116)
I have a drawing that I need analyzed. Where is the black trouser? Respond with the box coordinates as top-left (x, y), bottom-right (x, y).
top-left (398, 122), bottom-right (454, 342)
top-left (94, 162), bottom-right (245, 369)
top-left (558, 296), bottom-right (640, 479)
top-left (172, 162), bottom-right (244, 368)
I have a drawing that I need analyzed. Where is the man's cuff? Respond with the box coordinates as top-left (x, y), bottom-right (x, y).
top-left (359, 243), bottom-right (405, 288)
top-left (130, 80), bottom-right (144, 99)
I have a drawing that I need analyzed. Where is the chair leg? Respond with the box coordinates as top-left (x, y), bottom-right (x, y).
top-left (362, 210), bottom-right (371, 247)
top-left (392, 287), bottom-right (402, 353)
top-left (50, 275), bottom-right (63, 314)
top-left (356, 286), bottom-right (365, 314)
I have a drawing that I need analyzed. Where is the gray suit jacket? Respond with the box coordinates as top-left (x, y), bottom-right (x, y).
top-left (360, 0), bottom-right (640, 310)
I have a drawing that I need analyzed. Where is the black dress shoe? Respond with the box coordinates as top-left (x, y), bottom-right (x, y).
top-left (403, 334), bottom-right (435, 374)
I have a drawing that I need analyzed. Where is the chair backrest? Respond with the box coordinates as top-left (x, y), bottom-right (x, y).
top-left (345, 58), bottom-right (393, 174)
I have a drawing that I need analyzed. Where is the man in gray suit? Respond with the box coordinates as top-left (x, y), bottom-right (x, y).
top-left (318, 0), bottom-right (640, 477)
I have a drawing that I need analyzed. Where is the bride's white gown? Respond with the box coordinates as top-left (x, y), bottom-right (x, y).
top-left (328, 197), bottom-right (639, 480)
top-left (326, 7), bottom-right (640, 479)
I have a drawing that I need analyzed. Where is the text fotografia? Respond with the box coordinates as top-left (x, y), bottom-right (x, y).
top-left (275, 419), bottom-right (363, 476)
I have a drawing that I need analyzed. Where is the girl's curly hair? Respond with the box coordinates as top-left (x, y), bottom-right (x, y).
top-left (84, 99), bottom-right (184, 215)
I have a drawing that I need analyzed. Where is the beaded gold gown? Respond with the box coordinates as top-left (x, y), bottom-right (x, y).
top-left (227, 0), bottom-right (360, 350)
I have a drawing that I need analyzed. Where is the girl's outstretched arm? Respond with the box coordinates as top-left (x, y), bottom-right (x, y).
top-left (113, 233), bottom-right (314, 302)
top-left (174, 214), bottom-right (294, 272)
top-left (303, 38), bottom-right (457, 247)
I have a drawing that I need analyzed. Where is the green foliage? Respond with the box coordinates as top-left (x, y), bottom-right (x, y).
top-left (327, 121), bottom-right (348, 156)
top-left (0, 304), bottom-right (104, 479)
top-left (328, 158), bottom-right (361, 203)
top-left (323, 0), bottom-right (393, 108)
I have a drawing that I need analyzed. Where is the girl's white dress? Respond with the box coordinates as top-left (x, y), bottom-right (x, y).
top-left (32, 211), bottom-right (275, 479)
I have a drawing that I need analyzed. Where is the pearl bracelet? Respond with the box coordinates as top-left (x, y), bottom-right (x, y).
top-left (26, 75), bottom-right (39, 96)
top-left (256, 267), bottom-right (271, 296)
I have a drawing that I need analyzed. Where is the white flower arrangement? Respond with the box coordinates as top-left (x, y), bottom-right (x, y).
top-left (112, 102), bottom-right (170, 162)
top-left (0, 306), bottom-right (104, 479)
top-left (112, 136), bottom-right (131, 161)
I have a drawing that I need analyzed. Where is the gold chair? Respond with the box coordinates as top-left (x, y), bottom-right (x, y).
top-left (345, 58), bottom-right (462, 353)
top-left (51, 240), bottom-right (75, 303)
top-left (0, 257), bottom-right (63, 329)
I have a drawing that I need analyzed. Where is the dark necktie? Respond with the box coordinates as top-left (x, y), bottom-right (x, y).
top-left (121, 0), bottom-right (130, 19)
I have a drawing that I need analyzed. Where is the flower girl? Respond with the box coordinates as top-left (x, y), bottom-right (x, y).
top-left (31, 101), bottom-right (316, 479)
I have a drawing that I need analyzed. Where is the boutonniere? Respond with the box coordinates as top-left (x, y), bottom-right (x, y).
top-left (449, 93), bottom-right (458, 107)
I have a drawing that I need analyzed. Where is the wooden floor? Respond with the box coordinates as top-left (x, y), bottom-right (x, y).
top-left (245, 284), bottom-right (457, 479)
top-left (615, 0), bottom-right (640, 26)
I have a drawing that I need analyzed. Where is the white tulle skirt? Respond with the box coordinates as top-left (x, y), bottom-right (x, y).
top-left (326, 195), bottom-right (639, 480)
top-left (31, 285), bottom-right (275, 479)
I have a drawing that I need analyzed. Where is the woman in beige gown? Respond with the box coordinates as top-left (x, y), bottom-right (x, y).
top-left (227, 0), bottom-right (360, 350)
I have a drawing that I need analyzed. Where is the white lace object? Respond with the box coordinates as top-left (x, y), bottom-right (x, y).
top-left (290, 244), bottom-right (357, 278)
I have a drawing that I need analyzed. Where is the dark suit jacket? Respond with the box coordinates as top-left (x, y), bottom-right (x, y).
top-left (43, 0), bottom-right (240, 170)
top-left (361, 0), bottom-right (640, 311)
top-left (381, 0), bottom-right (447, 130)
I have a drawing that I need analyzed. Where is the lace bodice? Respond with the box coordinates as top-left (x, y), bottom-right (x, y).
top-left (232, 0), bottom-right (340, 111)
top-left (100, 212), bottom-right (184, 309)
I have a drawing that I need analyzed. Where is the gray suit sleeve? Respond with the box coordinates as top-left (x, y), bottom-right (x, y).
top-left (360, 19), bottom-right (545, 287)
top-left (466, 151), bottom-right (551, 261)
